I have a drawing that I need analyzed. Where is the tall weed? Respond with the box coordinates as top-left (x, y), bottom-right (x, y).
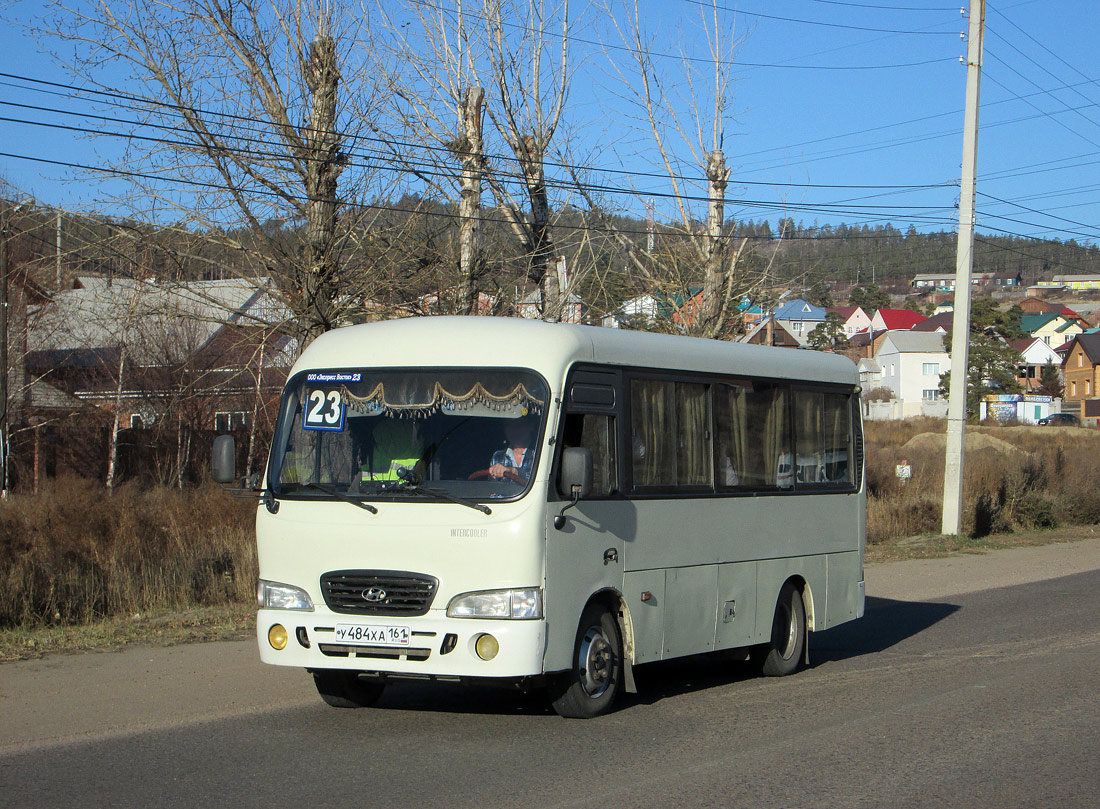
top-left (864, 421), bottom-right (1100, 541)
top-left (0, 478), bottom-right (255, 628)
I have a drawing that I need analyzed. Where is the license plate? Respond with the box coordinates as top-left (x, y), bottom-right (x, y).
top-left (333, 623), bottom-right (411, 646)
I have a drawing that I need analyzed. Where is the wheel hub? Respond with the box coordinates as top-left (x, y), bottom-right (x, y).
top-left (579, 628), bottom-right (612, 698)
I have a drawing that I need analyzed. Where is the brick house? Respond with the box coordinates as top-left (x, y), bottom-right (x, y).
top-left (25, 276), bottom-right (293, 483)
top-left (1062, 333), bottom-right (1100, 422)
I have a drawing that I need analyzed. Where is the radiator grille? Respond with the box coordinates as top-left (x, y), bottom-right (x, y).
top-left (320, 570), bottom-right (438, 616)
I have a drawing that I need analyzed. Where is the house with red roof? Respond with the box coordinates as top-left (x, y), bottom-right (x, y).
top-left (870, 308), bottom-right (928, 332)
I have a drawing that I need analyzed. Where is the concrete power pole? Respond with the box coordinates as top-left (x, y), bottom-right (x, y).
top-left (942, 0), bottom-right (986, 536)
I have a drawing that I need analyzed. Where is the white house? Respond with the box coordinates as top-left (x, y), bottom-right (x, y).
top-left (827, 306), bottom-right (871, 338)
top-left (911, 273), bottom-right (956, 290)
top-left (868, 331), bottom-right (951, 419)
top-left (517, 288), bottom-right (585, 323)
top-left (602, 294), bottom-right (663, 328)
top-left (1008, 337), bottom-right (1062, 392)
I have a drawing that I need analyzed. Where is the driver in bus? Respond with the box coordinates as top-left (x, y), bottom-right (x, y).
top-left (488, 416), bottom-right (537, 481)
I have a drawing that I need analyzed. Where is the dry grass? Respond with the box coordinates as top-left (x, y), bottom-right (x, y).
top-left (3, 425), bottom-right (1099, 658)
top-left (865, 419), bottom-right (1100, 543)
top-left (0, 477), bottom-right (256, 629)
top-left (0, 604), bottom-right (255, 662)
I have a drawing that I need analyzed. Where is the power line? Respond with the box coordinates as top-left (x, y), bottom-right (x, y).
top-left (685, 0), bottom-right (959, 35)
top-left (0, 71), bottom-right (959, 198)
top-left (807, 0), bottom-right (961, 10)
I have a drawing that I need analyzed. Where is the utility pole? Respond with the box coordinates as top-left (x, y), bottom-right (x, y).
top-left (56, 209), bottom-right (62, 287)
top-left (942, 0), bottom-right (985, 536)
top-left (0, 205), bottom-right (8, 497)
top-left (645, 199), bottom-right (656, 254)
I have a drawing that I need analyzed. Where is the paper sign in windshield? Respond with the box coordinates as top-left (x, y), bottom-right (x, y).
top-left (302, 389), bottom-right (346, 431)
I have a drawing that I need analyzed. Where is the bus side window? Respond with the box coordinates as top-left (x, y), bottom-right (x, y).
top-left (562, 413), bottom-right (617, 496)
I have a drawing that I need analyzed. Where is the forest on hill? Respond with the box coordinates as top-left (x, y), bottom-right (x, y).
top-left (10, 198), bottom-right (1100, 323)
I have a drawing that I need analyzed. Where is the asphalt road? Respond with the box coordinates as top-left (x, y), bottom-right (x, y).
top-left (3, 541), bottom-right (1100, 809)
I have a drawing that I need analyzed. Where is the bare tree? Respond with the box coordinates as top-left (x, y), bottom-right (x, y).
top-left (374, 0), bottom-right (575, 319)
top-left (577, 0), bottom-right (766, 338)
top-left (41, 0), bottom-right (403, 347)
top-left (368, 0), bottom-right (491, 314)
top-left (482, 0), bottom-right (573, 320)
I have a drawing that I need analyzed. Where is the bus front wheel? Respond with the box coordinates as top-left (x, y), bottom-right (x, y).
top-left (754, 581), bottom-right (806, 677)
top-left (549, 603), bottom-right (623, 719)
top-left (312, 670), bottom-right (385, 708)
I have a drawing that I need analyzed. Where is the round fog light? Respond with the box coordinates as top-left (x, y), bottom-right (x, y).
top-left (475, 633), bottom-right (499, 661)
top-left (268, 623), bottom-right (288, 650)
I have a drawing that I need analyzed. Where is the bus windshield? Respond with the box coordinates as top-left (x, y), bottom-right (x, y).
top-left (268, 368), bottom-right (549, 502)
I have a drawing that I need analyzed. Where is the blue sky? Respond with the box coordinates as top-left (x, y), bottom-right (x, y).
top-left (1, 0), bottom-right (1097, 245)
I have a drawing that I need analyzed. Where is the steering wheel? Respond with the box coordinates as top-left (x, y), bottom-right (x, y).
top-left (468, 468), bottom-right (526, 484)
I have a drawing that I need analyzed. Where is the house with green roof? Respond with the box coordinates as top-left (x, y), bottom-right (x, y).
top-left (1020, 312), bottom-right (1084, 348)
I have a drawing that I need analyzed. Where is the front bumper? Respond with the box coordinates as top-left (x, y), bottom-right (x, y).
top-left (257, 608), bottom-right (547, 679)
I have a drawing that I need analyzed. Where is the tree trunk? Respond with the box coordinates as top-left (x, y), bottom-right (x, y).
top-left (702, 148), bottom-right (729, 338)
top-left (247, 338), bottom-right (265, 481)
top-left (518, 136), bottom-right (559, 321)
top-left (106, 349), bottom-right (125, 492)
top-left (456, 87), bottom-right (486, 316)
top-left (299, 32), bottom-right (344, 343)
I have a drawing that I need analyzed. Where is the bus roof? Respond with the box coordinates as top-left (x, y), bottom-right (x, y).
top-left (292, 317), bottom-right (858, 386)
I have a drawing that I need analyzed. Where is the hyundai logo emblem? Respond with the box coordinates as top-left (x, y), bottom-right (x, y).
top-left (362, 587), bottom-right (387, 602)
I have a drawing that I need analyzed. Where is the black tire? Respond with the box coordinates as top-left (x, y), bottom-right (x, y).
top-left (549, 603), bottom-right (623, 719)
top-left (312, 670), bottom-right (385, 708)
top-left (755, 581), bottom-right (806, 677)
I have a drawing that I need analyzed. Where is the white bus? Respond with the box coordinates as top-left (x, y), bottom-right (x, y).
top-left (213, 317), bottom-right (865, 718)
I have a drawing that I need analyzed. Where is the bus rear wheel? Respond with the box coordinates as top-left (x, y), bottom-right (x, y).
top-left (312, 670), bottom-right (385, 708)
top-left (549, 603), bottom-right (623, 719)
top-left (754, 581), bottom-right (806, 677)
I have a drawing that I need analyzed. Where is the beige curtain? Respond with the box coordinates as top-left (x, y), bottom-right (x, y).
top-left (631, 380), bottom-right (675, 486)
top-left (762, 386), bottom-right (790, 488)
top-left (717, 384), bottom-right (749, 487)
top-left (677, 382), bottom-right (710, 485)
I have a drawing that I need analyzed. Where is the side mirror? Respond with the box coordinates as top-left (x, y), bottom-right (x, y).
top-left (211, 434), bottom-right (237, 484)
top-left (554, 447), bottom-right (593, 530)
top-left (560, 447), bottom-right (593, 499)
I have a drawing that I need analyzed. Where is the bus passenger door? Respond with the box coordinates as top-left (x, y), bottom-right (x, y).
top-left (542, 370), bottom-right (632, 674)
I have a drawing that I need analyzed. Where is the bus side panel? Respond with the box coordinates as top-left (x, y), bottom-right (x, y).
top-left (624, 562), bottom-right (760, 663)
top-left (625, 496), bottom-right (859, 573)
top-left (825, 550), bottom-right (863, 629)
top-left (714, 560), bottom-right (761, 650)
top-left (622, 569), bottom-right (666, 664)
top-left (663, 565), bottom-right (718, 659)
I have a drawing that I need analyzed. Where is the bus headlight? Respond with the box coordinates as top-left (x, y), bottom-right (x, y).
top-left (257, 580), bottom-right (315, 611)
top-left (447, 587), bottom-right (543, 620)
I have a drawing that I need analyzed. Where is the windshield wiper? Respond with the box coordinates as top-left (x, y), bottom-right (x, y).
top-left (302, 482), bottom-right (379, 514)
top-left (391, 467), bottom-right (492, 515)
